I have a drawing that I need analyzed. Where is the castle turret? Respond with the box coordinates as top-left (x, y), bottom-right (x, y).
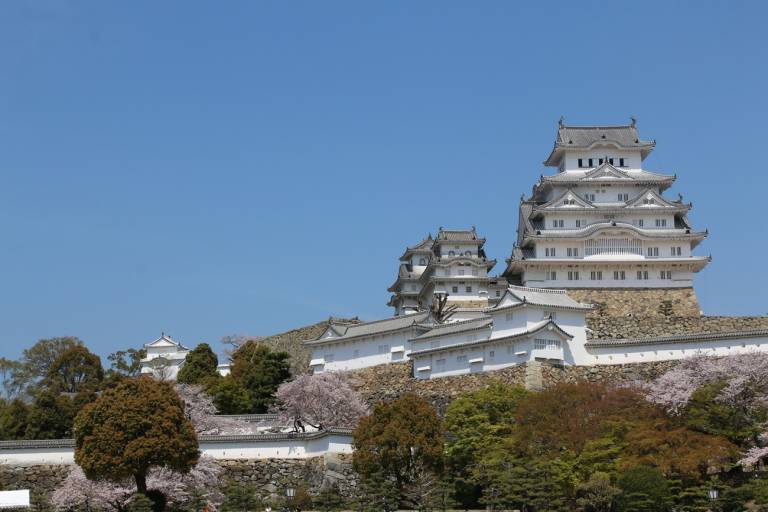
top-left (389, 227), bottom-right (507, 315)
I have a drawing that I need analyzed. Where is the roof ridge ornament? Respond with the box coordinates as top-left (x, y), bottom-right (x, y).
top-left (631, 115), bottom-right (637, 127)
top-left (559, 116), bottom-right (565, 128)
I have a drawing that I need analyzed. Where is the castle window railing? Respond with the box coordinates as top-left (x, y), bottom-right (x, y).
top-left (585, 238), bottom-right (643, 257)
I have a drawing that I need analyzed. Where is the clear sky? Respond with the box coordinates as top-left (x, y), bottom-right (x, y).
top-left (1, 1), bottom-right (767, 361)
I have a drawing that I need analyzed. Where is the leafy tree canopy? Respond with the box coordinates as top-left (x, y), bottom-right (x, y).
top-left (218, 342), bottom-right (291, 414)
top-left (177, 343), bottom-right (219, 386)
top-left (353, 393), bottom-right (443, 491)
top-left (13, 337), bottom-right (83, 396)
top-left (43, 344), bottom-right (104, 394)
top-left (74, 377), bottom-right (199, 494)
top-left (616, 466), bottom-right (673, 512)
top-left (107, 348), bottom-right (146, 380)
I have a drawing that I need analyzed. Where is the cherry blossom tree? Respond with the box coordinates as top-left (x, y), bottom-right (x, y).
top-left (175, 383), bottom-right (254, 435)
top-left (276, 372), bottom-right (369, 431)
top-left (646, 352), bottom-right (768, 466)
top-left (52, 456), bottom-right (223, 511)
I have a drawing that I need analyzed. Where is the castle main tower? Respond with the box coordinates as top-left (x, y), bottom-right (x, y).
top-left (502, 118), bottom-right (709, 316)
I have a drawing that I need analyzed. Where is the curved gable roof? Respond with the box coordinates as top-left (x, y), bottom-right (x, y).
top-left (544, 121), bottom-right (656, 166)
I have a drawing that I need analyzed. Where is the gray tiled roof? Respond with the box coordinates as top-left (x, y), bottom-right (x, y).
top-left (494, 285), bottom-right (593, 310)
top-left (436, 227), bottom-right (483, 242)
top-left (544, 121), bottom-right (656, 166)
top-left (409, 319), bottom-right (573, 358)
top-left (557, 125), bottom-right (653, 148)
top-left (541, 166), bottom-right (674, 184)
top-left (411, 317), bottom-right (493, 341)
top-left (0, 429), bottom-right (355, 450)
top-left (585, 329), bottom-right (768, 348)
top-left (306, 311), bottom-right (431, 345)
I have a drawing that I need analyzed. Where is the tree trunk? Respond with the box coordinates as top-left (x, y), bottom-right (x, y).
top-left (135, 471), bottom-right (147, 494)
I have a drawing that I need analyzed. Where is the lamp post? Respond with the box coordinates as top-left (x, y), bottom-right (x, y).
top-left (708, 488), bottom-right (719, 512)
top-left (285, 487), bottom-right (296, 512)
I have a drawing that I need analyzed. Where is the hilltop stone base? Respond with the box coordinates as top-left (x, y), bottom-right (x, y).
top-left (565, 287), bottom-right (702, 318)
top-left (350, 360), bottom-right (680, 414)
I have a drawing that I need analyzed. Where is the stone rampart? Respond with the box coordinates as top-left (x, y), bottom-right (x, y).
top-left (0, 455), bottom-right (360, 506)
top-left (565, 287), bottom-right (702, 318)
top-left (219, 454), bottom-right (359, 500)
top-left (588, 315), bottom-right (768, 340)
top-left (350, 360), bottom-right (679, 414)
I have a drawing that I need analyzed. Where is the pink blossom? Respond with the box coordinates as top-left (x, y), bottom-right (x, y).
top-left (52, 457), bottom-right (223, 511)
top-left (647, 352), bottom-right (768, 467)
top-left (276, 372), bottom-right (369, 430)
top-left (175, 383), bottom-right (256, 435)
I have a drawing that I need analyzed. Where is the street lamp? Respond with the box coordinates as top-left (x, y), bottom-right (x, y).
top-left (708, 488), bottom-right (719, 501)
top-left (286, 488), bottom-right (296, 499)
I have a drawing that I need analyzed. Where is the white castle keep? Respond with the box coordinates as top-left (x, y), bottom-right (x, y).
top-left (503, 117), bottom-right (709, 289)
top-left (306, 119), bottom-right (768, 379)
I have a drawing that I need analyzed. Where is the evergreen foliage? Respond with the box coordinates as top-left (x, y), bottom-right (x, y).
top-left (616, 466), bottom-right (672, 512)
top-left (220, 483), bottom-right (263, 512)
top-left (212, 342), bottom-right (290, 414)
top-left (314, 484), bottom-right (344, 512)
top-left (177, 343), bottom-right (219, 385)
top-left (43, 345), bottom-right (104, 394)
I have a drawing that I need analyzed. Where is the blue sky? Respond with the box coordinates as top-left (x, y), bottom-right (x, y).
top-left (1, 1), bottom-right (767, 361)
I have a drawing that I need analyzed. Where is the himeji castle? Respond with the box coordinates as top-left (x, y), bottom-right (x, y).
top-left (302, 118), bottom-right (768, 379)
top-left (130, 118), bottom-right (768, 381)
top-left (502, 118), bottom-right (710, 290)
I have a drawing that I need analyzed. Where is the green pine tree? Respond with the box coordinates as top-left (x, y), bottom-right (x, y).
top-left (221, 483), bottom-right (262, 512)
top-left (314, 483), bottom-right (345, 512)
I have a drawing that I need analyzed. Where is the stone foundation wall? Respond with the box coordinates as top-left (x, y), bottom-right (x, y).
top-left (219, 454), bottom-right (359, 500)
top-left (0, 464), bottom-right (69, 509)
top-left (565, 287), bottom-right (702, 319)
top-left (350, 360), bottom-right (679, 414)
top-left (588, 315), bottom-right (768, 339)
top-left (0, 455), bottom-right (360, 507)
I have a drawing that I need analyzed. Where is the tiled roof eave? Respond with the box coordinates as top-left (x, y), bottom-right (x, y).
top-left (304, 313), bottom-right (429, 346)
top-left (585, 329), bottom-right (768, 348)
top-left (532, 204), bottom-right (690, 215)
top-left (409, 319), bottom-right (493, 341)
top-left (0, 428), bottom-right (355, 450)
top-left (486, 301), bottom-right (593, 314)
top-left (410, 321), bottom-right (572, 358)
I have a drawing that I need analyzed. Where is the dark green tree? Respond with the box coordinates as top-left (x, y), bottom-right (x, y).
top-left (355, 469), bottom-right (399, 512)
top-left (222, 342), bottom-right (290, 413)
top-left (24, 390), bottom-right (75, 439)
top-left (684, 381), bottom-right (768, 445)
top-left (616, 466), bottom-right (673, 512)
top-left (576, 472), bottom-right (621, 512)
top-left (0, 399), bottom-right (30, 440)
top-left (314, 484), bottom-right (344, 512)
top-left (209, 376), bottom-right (252, 415)
top-left (127, 493), bottom-right (155, 512)
top-left (220, 483), bottom-right (263, 512)
top-left (43, 345), bottom-right (104, 394)
top-left (177, 343), bottom-right (219, 385)
top-left (444, 382), bottom-right (527, 507)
